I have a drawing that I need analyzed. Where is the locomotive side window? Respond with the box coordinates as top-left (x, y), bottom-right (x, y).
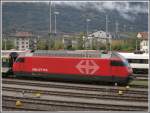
top-left (111, 60), bottom-right (130, 67)
top-left (111, 61), bottom-right (125, 66)
top-left (16, 58), bottom-right (25, 63)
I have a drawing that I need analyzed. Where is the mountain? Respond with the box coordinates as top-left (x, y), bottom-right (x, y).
top-left (2, 2), bottom-right (148, 35)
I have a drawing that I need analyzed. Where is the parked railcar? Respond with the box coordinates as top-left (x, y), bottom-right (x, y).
top-left (118, 52), bottom-right (149, 74)
top-left (13, 51), bottom-right (133, 84)
top-left (2, 50), bottom-right (31, 76)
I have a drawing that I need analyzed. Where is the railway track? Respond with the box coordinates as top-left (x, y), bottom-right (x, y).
top-left (3, 74), bottom-right (148, 87)
top-left (133, 74), bottom-right (148, 78)
top-left (2, 85), bottom-right (148, 102)
top-left (2, 78), bottom-right (148, 111)
top-left (2, 78), bottom-right (148, 95)
top-left (2, 106), bottom-right (40, 111)
top-left (135, 77), bottom-right (148, 81)
top-left (2, 95), bottom-right (148, 111)
top-left (134, 74), bottom-right (148, 81)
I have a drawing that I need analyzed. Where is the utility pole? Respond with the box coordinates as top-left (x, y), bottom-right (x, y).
top-left (115, 21), bottom-right (119, 33)
top-left (136, 39), bottom-right (138, 51)
top-left (105, 15), bottom-right (108, 33)
top-left (85, 18), bottom-right (91, 49)
top-left (105, 15), bottom-right (108, 51)
top-left (130, 26), bottom-right (133, 32)
top-left (85, 18), bottom-right (91, 56)
top-left (54, 11), bottom-right (59, 34)
top-left (105, 15), bottom-right (111, 51)
top-left (49, 2), bottom-right (52, 33)
top-left (115, 21), bottom-right (119, 39)
top-left (4, 38), bottom-right (7, 50)
top-left (123, 24), bottom-right (126, 32)
top-left (49, 1), bottom-right (52, 49)
top-left (86, 18), bottom-right (91, 36)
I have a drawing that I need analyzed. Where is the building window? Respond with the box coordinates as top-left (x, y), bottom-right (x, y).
top-left (106, 34), bottom-right (109, 37)
top-left (146, 41), bottom-right (148, 46)
top-left (22, 46), bottom-right (24, 48)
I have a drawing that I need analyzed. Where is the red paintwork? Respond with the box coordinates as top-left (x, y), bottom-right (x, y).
top-left (13, 56), bottom-right (131, 78)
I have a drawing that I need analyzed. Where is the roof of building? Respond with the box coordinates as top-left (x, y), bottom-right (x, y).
top-left (137, 32), bottom-right (148, 40)
top-left (14, 32), bottom-right (33, 37)
top-left (88, 30), bottom-right (112, 39)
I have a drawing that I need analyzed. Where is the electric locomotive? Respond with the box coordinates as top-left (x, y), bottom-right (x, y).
top-left (12, 50), bottom-right (133, 84)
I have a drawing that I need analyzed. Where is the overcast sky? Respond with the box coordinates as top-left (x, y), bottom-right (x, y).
top-left (51, 1), bottom-right (148, 21)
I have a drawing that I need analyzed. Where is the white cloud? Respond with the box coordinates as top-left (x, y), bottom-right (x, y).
top-left (50, 1), bottom-right (148, 21)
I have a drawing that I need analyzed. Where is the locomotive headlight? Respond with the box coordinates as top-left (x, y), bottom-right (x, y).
top-left (128, 66), bottom-right (133, 73)
top-left (123, 60), bottom-right (133, 73)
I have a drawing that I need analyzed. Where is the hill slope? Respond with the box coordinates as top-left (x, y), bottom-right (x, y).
top-left (2, 2), bottom-right (148, 35)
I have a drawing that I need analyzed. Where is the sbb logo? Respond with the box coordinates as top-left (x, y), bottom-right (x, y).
top-left (76, 60), bottom-right (99, 75)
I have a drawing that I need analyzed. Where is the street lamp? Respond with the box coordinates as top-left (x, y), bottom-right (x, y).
top-left (85, 18), bottom-right (91, 48)
top-left (105, 15), bottom-right (108, 33)
top-left (54, 11), bottom-right (59, 34)
top-left (85, 18), bottom-right (91, 56)
top-left (4, 38), bottom-right (7, 50)
top-left (49, 2), bottom-right (52, 33)
top-left (86, 18), bottom-right (91, 36)
top-left (105, 15), bottom-right (112, 52)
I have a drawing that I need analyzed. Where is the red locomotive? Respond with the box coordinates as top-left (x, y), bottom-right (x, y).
top-left (12, 51), bottom-right (133, 84)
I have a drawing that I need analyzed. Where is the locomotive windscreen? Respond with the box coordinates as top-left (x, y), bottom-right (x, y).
top-left (111, 52), bottom-right (130, 67)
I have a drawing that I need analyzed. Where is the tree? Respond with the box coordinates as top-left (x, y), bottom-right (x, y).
top-left (53, 39), bottom-right (64, 50)
top-left (111, 37), bottom-right (138, 52)
top-left (37, 39), bottom-right (47, 50)
top-left (2, 39), bottom-right (15, 50)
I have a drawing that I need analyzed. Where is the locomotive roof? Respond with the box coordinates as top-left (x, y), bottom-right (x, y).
top-left (32, 50), bottom-right (112, 59)
top-left (20, 51), bottom-right (125, 61)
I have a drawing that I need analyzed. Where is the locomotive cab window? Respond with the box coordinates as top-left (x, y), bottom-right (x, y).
top-left (110, 52), bottom-right (130, 67)
top-left (111, 60), bottom-right (124, 66)
top-left (111, 60), bottom-right (130, 67)
top-left (16, 57), bottom-right (25, 63)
